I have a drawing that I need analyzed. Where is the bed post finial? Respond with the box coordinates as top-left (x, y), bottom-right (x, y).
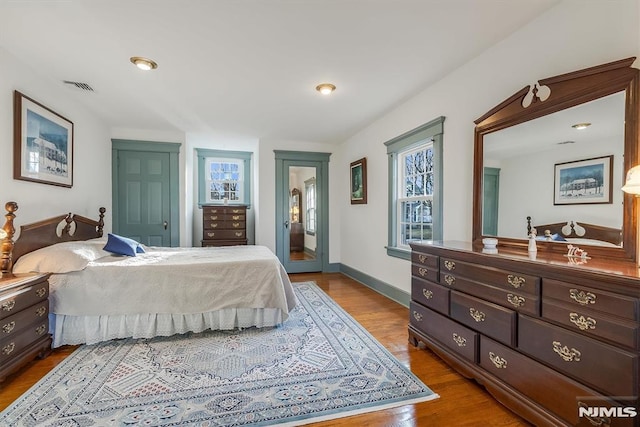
top-left (1, 201), bottom-right (18, 278)
top-left (97, 207), bottom-right (105, 237)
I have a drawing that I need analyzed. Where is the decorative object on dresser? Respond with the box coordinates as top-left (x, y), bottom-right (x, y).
top-left (473, 57), bottom-right (639, 263)
top-left (201, 205), bottom-right (248, 246)
top-left (0, 273), bottom-right (51, 383)
top-left (410, 241), bottom-right (639, 427)
top-left (14, 91), bottom-right (74, 188)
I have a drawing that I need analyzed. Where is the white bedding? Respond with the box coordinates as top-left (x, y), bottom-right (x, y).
top-left (15, 243), bottom-right (297, 347)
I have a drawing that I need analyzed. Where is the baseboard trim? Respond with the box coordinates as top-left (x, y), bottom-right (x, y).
top-left (339, 264), bottom-right (409, 307)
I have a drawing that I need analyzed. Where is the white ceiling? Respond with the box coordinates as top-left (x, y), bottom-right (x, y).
top-left (0, 0), bottom-right (560, 144)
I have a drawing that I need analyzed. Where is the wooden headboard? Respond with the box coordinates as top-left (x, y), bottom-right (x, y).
top-left (526, 216), bottom-right (622, 246)
top-left (1, 201), bottom-right (106, 274)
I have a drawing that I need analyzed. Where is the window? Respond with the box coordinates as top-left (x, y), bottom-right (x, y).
top-left (384, 116), bottom-right (445, 260)
top-left (197, 149), bottom-right (252, 206)
top-left (305, 178), bottom-right (316, 235)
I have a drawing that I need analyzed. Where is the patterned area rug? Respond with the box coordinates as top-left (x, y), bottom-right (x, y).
top-left (1, 282), bottom-right (438, 426)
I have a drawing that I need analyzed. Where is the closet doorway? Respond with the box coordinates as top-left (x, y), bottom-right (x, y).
top-left (275, 151), bottom-right (330, 273)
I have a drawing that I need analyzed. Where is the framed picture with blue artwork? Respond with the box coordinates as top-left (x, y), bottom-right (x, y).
top-left (14, 91), bottom-right (74, 187)
top-left (553, 155), bottom-right (612, 205)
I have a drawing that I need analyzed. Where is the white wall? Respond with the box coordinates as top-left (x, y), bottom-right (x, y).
top-left (0, 47), bottom-right (112, 234)
top-left (336, 0), bottom-right (639, 294)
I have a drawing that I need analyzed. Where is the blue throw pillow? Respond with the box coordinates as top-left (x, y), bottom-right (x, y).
top-left (103, 233), bottom-right (145, 257)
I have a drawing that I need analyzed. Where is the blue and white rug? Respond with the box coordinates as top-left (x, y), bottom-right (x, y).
top-left (1, 282), bottom-right (438, 426)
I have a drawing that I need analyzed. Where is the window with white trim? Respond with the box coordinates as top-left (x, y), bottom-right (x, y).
top-left (384, 116), bottom-right (444, 260)
top-left (305, 178), bottom-right (316, 235)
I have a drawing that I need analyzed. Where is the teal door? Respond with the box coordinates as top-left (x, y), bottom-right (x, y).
top-left (483, 167), bottom-right (500, 236)
top-left (112, 140), bottom-right (181, 247)
top-left (275, 151), bottom-right (331, 273)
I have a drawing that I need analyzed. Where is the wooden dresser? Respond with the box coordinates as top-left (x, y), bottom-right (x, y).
top-left (201, 205), bottom-right (248, 247)
top-left (409, 241), bottom-right (639, 427)
top-left (0, 273), bottom-right (51, 383)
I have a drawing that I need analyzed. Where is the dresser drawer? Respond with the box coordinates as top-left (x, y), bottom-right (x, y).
top-left (411, 251), bottom-right (439, 269)
top-left (451, 291), bottom-right (516, 347)
top-left (410, 302), bottom-right (478, 363)
top-left (411, 277), bottom-right (449, 315)
top-left (440, 258), bottom-right (540, 294)
top-left (203, 230), bottom-right (246, 240)
top-left (204, 220), bottom-right (246, 230)
top-left (443, 274), bottom-right (539, 316)
top-left (543, 299), bottom-right (640, 350)
top-left (411, 263), bottom-right (438, 283)
top-left (543, 279), bottom-right (638, 321)
top-left (1, 300), bottom-right (48, 339)
top-left (518, 315), bottom-right (638, 398)
top-left (0, 281), bottom-right (49, 321)
top-left (0, 319), bottom-right (49, 365)
top-left (480, 336), bottom-right (637, 427)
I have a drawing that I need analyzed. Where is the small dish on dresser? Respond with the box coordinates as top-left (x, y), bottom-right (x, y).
top-left (482, 238), bottom-right (498, 250)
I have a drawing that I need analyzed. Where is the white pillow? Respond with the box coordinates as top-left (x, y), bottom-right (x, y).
top-left (13, 239), bottom-right (110, 274)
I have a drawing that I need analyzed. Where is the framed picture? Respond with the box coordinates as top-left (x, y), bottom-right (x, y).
top-left (14, 91), bottom-right (73, 187)
top-left (554, 155), bottom-right (613, 205)
top-left (350, 157), bottom-right (367, 204)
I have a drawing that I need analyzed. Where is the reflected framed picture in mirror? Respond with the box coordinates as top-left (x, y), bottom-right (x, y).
top-left (553, 155), bottom-right (613, 205)
top-left (350, 157), bottom-right (367, 204)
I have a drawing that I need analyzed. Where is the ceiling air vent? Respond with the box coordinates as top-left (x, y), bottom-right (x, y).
top-left (63, 80), bottom-right (94, 92)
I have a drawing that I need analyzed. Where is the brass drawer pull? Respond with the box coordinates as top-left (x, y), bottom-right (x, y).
top-left (418, 268), bottom-right (429, 277)
top-left (552, 341), bottom-right (581, 362)
top-left (422, 289), bottom-right (433, 299)
top-left (2, 300), bottom-right (16, 312)
top-left (418, 254), bottom-right (428, 263)
top-left (36, 306), bottom-right (47, 317)
top-left (452, 333), bottom-right (466, 347)
top-left (412, 311), bottom-right (423, 322)
top-left (232, 222), bottom-right (241, 228)
top-left (235, 232), bottom-right (243, 237)
top-left (207, 232), bottom-right (215, 237)
top-left (232, 210), bottom-right (241, 214)
top-left (2, 342), bottom-right (15, 355)
top-left (507, 294), bottom-right (525, 308)
top-left (444, 260), bottom-right (455, 271)
top-left (35, 287), bottom-right (46, 298)
top-left (232, 215), bottom-right (241, 220)
top-left (443, 274), bottom-right (455, 286)
top-left (211, 223), bottom-right (219, 228)
top-left (569, 289), bottom-right (597, 306)
top-left (2, 321), bottom-right (16, 334)
top-left (507, 275), bottom-right (525, 289)
top-left (489, 351), bottom-right (508, 369)
top-left (36, 324), bottom-right (47, 335)
top-left (209, 215), bottom-right (218, 220)
top-left (469, 308), bottom-right (486, 322)
top-left (569, 313), bottom-right (597, 331)
top-left (577, 402), bottom-right (609, 427)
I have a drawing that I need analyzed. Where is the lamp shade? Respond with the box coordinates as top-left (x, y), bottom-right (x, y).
top-left (622, 164), bottom-right (640, 194)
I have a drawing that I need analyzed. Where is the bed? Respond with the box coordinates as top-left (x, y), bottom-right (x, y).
top-left (3, 204), bottom-right (297, 348)
top-left (526, 216), bottom-right (622, 248)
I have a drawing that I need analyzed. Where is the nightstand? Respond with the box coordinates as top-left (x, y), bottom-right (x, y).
top-left (0, 273), bottom-right (52, 383)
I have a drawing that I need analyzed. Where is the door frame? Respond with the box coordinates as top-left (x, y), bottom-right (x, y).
top-left (112, 139), bottom-right (181, 246)
top-left (275, 150), bottom-right (331, 273)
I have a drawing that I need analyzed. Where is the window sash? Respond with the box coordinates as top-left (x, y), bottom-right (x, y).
top-left (204, 158), bottom-right (244, 203)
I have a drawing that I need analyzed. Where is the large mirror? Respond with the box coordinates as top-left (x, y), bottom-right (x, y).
top-left (473, 57), bottom-right (639, 262)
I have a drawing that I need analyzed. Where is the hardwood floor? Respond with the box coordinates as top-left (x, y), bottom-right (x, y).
top-left (0, 272), bottom-right (530, 426)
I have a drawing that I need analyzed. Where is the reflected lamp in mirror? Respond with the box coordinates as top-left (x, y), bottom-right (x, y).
top-left (621, 165), bottom-right (640, 195)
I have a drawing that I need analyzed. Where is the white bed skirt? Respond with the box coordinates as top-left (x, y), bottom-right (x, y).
top-left (49, 308), bottom-right (285, 347)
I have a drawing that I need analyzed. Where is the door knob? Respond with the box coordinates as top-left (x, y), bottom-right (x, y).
top-left (284, 220), bottom-right (289, 229)
top-left (163, 221), bottom-right (168, 230)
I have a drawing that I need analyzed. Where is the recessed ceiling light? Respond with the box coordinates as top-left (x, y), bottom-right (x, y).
top-left (571, 122), bottom-right (591, 130)
top-left (130, 56), bottom-right (158, 71)
top-left (315, 83), bottom-right (336, 95)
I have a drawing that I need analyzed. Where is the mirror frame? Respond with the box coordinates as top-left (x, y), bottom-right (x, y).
top-left (472, 57), bottom-right (639, 262)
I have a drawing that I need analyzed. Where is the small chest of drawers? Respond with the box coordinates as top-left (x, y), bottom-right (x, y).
top-left (0, 273), bottom-right (51, 383)
top-left (201, 205), bottom-right (248, 247)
